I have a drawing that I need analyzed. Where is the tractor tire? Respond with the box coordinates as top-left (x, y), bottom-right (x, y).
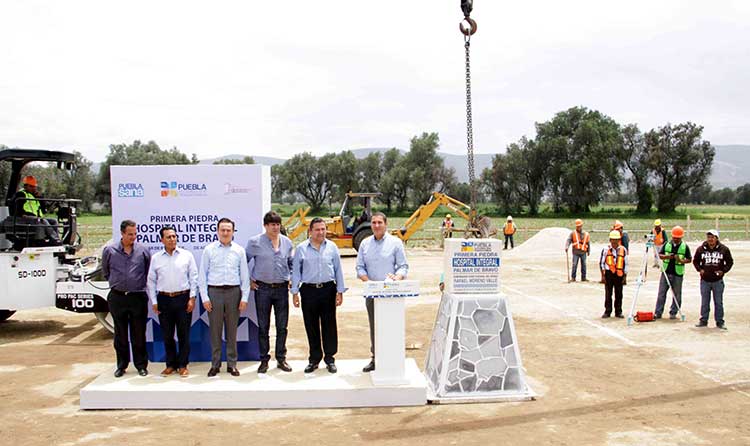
top-left (353, 227), bottom-right (373, 251)
top-left (0, 310), bottom-right (16, 322)
top-left (95, 312), bottom-right (115, 333)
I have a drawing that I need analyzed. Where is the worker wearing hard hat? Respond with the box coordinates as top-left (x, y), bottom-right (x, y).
top-left (599, 230), bottom-right (628, 318)
top-left (503, 216), bottom-right (517, 250)
top-left (654, 226), bottom-right (691, 320)
top-left (565, 219), bottom-right (590, 282)
top-left (13, 175), bottom-right (61, 243)
top-left (612, 220), bottom-right (630, 252)
top-left (441, 214), bottom-right (454, 239)
top-left (651, 219), bottom-right (669, 267)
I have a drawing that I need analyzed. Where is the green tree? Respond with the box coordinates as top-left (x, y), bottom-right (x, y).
top-left (736, 183), bottom-right (750, 205)
top-left (359, 152), bottom-right (383, 193)
top-left (481, 154), bottom-right (519, 215)
top-left (619, 124), bottom-right (654, 214)
top-left (379, 148), bottom-right (405, 211)
top-left (213, 156), bottom-right (255, 164)
top-left (280, 152), bottom-right (335, 211)
top-left (331, 150), bottom-right (360, 199)
top-left (404, 132), bottom-right (450, 204)
top-left (505, 137), bottom-right (550, 215)
top-left (96, 140), bottom-right (198, 209)
top-left (537, 107), bottom-right (623, 213)
top-left (645, 122), bottom-right (715, 213)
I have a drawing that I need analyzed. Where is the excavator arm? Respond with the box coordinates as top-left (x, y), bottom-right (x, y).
top-left (393, 192), bottom-right (473, 242)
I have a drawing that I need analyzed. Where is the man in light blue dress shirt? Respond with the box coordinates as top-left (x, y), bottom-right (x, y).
top-left (291, 217), bottom-right (347, 374)
top-left (355, 212), bottom-right (409, 372)
top-left (198, 217), bottom-right (250, 377)
top-left (245, 211), bottom-right (294, 374)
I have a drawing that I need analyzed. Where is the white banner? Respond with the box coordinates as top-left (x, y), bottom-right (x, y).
top-left (110, 164), bottom-right (271, 361)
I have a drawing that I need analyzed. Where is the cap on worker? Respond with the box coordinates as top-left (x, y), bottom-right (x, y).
top-left (671, 226), bottom-right (684, 238)
top-left (507, 216), bottom-right (513, 221)
top-left (446, 214), bottom-right (451, 219)
top-left (613, 220), bottom-right (623, 230)
top-left (22, 175), bottom-right (37, 187)
top-left (575, 218), bottom-right (583, 226)
top-left (608, 230), bottom-right (622, 240)
top-left (707, 229), bottom-right (719, 238)
top-left (654, 219), bottom-right (662, 226)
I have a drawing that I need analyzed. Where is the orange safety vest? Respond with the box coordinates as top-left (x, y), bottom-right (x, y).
top-left (605, 245), bottom-right (626, 277)
top-left (571, 230), bottom-right (590, 252)
top-left (444, 219), bottom-right (453, 230)
top-left (503, 222), bottom-right (515, 235)
top-left (652, 228), bottom-right (664, 245)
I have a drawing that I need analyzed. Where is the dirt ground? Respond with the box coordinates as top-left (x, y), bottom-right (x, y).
top-left (1, 232), bottom-right (749, 446)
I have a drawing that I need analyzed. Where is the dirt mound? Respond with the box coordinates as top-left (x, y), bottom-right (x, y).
top-left (510, 227), bottom-right (571, 257)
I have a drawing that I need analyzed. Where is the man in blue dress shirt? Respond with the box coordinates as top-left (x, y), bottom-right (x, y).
top-left (245, 211), bottom-right (294, 374)
top-left (199, 217), bottom-right (250, 377)
top-left (102, 219), bottom-right (152, 378)
top-left (355, 212), bottom-right (409, 372)
top-left (291, 217), bottom-right (347, 374)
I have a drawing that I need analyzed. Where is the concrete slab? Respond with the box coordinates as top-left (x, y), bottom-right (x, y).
top-left (80, 359), bottom-right (428, 409)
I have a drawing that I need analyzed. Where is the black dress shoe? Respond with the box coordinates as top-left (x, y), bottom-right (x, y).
top-left (695, 322), bottom-right (708, 328)
top-left (257, 360), bottom-right (269, 374)
top-left (137, 368), bottom-right (148, 377)
top-left (326, 363), bottom-right (337, 374)
top-left (114, 368), bottom-right (126, 378)
top-left (362, 360), bottom-right (376, 373)
top-left (207, 367), bottom-right (220, 377)
top-left (277, 360), bottom-right (292, 372)
top-left (227, 367), bottom-right (240, 377)
top-left (615, 314), bottom-right (624, 319)
top-left (304, 363), bottom-right (318, 373)
top-left (601, 313), bottom-right (611, 318)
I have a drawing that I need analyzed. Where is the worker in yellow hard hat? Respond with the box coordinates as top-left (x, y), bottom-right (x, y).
top-left (565, 219), bottom-right (590, 282)
top-left (654, 226), bottom-right (691, 320)
top-left (13, 175), bottom-right (61, 244)
top-left (599, 229), bottom-right (628, 318)
top-left (441, 214), bottom-right (454, 238)
top-left (651, 219), bottom-right (668, 267)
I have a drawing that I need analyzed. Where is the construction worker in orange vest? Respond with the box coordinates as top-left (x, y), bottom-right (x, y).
top-left (441, 214), bottom-right (454, 238)
top-left (651, 219), bottom-right (669, 268)
top-left (565, 219), bottom-right (590, 282)
top-left (599, 230), bottom-right (628, 318)
top-left (612, 220), bottom-right (630, 252)
top-left (503, 216), bottom-right (517, 250)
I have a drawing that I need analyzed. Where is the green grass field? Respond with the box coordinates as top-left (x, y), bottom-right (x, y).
top-left (78, 204), bottom-right (750, 255)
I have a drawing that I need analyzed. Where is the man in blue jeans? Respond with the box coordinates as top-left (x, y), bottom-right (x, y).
top-left (246, 211), bottom-right (294, 373)
top-left (692, 229), bottom-right (733, 330)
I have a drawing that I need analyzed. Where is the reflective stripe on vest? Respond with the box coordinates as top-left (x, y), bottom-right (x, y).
top-left (571, 230), bottom-right (589, 252)
top-left (444, 220), bottom-right (453, 229)
top-left (21, 190), bottom-right (43, 217)
top-left (653, 228), bottom-right (664, 246)
top-left (663, 242), bottom-right (687, 275)
top-left (503, 222), bottom-right (515, 235)
top-left (605, 245), bottom-right (626, 276)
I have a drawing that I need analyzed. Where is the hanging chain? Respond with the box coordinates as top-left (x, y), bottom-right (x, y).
top-left (464, 36), bottom-right (476, 212)
top-left (460, 2), bottom-right (478, 215)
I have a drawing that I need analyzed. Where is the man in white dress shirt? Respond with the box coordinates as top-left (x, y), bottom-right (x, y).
top-left (146, 225), bottom-right (198, 377)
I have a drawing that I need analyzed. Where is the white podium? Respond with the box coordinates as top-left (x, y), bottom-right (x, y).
top-left (363, 280), bottom-right (419, 386)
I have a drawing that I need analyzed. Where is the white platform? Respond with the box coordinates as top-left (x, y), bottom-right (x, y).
top-left (81, 359), bottom-right (428, 409)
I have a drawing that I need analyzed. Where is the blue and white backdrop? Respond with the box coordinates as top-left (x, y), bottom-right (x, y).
top-left (111, 164), bottom-right (271, 362)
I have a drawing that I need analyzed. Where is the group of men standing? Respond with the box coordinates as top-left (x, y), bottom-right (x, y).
top-left (101, 211), bottom-right (408, 378)
top-left (564, 219), bottom-right (733, 328)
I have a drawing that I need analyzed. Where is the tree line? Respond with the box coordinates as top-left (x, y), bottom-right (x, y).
top-left (0, 105), bottom-right (738, 215)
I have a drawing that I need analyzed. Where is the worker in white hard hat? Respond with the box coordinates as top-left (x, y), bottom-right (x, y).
top-left (503, 216), bottom-right (517, 250)
top-left (599, 230), bottom-right (628, 318)
top-left (441, 214), bottom-right (453, 239)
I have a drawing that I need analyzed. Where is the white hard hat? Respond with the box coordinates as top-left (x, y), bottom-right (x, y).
top-left (507, 216), bottom-right (513, 221)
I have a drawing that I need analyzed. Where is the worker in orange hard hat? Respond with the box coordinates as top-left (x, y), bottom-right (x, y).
top-left (13, 175), bottom-right (61, 243)
top-left (441, 214), bottom-right (453, 239)
top-left (612, 220), bottom-right (630, 252)
top-left (654, 226), bottom-right (691, 320)
top-left (599, 230), bottom-right (628, 318)
top-left (651, 219), bottom-right (668, 267)
top-left (565, 219), bottom-right (590, 282)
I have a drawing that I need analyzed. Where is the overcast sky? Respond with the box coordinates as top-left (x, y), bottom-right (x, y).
top-left (2, 1), bottom-right (748, 162)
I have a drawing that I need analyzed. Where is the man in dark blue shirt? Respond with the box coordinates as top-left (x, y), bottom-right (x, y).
top-left (102, 219), bottom-right (152, 378)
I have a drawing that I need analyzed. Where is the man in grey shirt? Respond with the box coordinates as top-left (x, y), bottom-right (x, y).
top-left (102, 219), bottom-right (152, 378)
top-left (246, 211), bottom-right (294, 374)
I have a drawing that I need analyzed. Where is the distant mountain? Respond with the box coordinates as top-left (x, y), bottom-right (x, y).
top-left (204, 144), bottom-right (749, 188)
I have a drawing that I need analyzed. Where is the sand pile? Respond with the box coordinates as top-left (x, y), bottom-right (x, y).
top-left (509, 227), bottom-right (571, 257)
